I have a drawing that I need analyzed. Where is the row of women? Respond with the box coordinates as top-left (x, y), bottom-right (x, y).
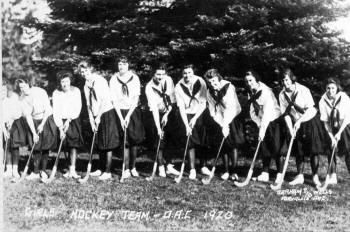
top-left (2, 57), bottom-right (350, 186)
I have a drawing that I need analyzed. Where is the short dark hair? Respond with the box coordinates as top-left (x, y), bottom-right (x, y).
top-left (153, 63), bottom-right (167, 78)
top-left (15, 75), bottom-right (33, 93)
top-left (155, 63), bottom-right (167, 71)
top-left (117, 55), bottom-right (129, 64)
top-left (326, 77), bottom-right (342, 93)
top-left (183, 64), bottom-right (194, 71)
top-left (204, 69), bottom-right (223, 81)
top-left (245, 70), bottom-right (261, 82)
top-left (4, 79), bottom-right (16, 92)
top-left (57, 70), bottom-right (73, 91)
top-left (57, 70), bottom-right (73, 81)
top-left (78, 60), bottom-right (91, 69)
top-left (281, 68), bottom-right (297, 83)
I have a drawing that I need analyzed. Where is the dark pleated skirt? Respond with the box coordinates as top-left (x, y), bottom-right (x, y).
top-left (145, 107), bottom-right (184, 150)
top-left (204, 112), bottom-right (245, 153)
top-left (330, 124), bottom-right (350, 157)
top-left (27, 115), bottom-right (58, 152)
top-left (61, 118), bottom-right (84, 149)
top-left (95, 109), bottom-right (120, 151)
top-left (163, 108), bottom-right (184, 149)
top-left (120, 107), bottom-right (145, 147)
top-left (260, 116), bottom-right (285, 159)
top-left (177, 110), bottom-right (207, 149)
top-left (293, 115), bottom-right (324, 157)
top-left (4, 117), bottom-right (28, 150)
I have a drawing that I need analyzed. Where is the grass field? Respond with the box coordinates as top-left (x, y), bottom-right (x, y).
top-left (3, 148), bottom-right (350, 232)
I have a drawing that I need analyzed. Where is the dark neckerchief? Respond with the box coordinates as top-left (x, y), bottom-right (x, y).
top-left (180, 79), bottom-right (201, 108)
top-left (117, 74), bottom-right (133, 97)
top-left (324, 94), bottom-right (342, 134)
top-left (248, 89), bottom-right (262, 116)
top-left (282, 91), bottom-right (306, 122)
top-left (152, 79), bottom-right (171, 110)
top-left (208, 83), bottom-right (230, 113)
top-left (88, 81), bottom-right (97, 111)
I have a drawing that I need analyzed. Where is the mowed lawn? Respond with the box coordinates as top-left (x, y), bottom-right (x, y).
top-left (3, 147), bottom-right (350, 232)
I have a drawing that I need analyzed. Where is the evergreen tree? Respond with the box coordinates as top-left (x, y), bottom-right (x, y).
top-left (2, 0), bottom-right (45, 85)
top-left (30, 0), bottom-right (350, 93)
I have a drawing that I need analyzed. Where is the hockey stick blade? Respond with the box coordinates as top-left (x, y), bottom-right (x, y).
top-left (234, 169), bottom-right (253, 187)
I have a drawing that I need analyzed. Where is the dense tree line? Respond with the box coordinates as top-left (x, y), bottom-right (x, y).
top-left (25, 0), bottom-right (350, 94)
top-left (4, 0), bottom-right (350, 150)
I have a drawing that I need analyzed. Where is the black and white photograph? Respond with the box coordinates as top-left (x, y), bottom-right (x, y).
top-left (1, 0), bottom-right (350, 231)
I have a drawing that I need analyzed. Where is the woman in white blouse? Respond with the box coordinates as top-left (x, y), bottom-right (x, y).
top-left (79, 61), bottom-right (120, 181)
top-left (145, 64), bottom-right (180, 177)
top-left (110, 56), bottom-right (145, 179)
top-left (203, 69), bottom-right (245, 181)
top-left (279, 68), bottom-right (324, 187)
top-left (174, 64), bottom-right (209, 180)
top-left (2, 79), bottom-right (27, 179)
top-left (319, 78), bottom-right (350, 183)
top-left (244, 71), bottom-right (285, 184)
top-left (52, 70), bottom-right (84, 179)
top-left (16, 76), bottom-right (58, 180)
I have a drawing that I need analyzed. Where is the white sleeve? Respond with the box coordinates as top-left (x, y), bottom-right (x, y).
top-left (52, 91), bottom-right (63, 128)
top-left (21, 98), bottom-right (32, 118)
top-left (198, 79), bottom-right (207, 104)
top-left (3, 99), bottom-right (9, 123)
top-left (318, 98), bottom-right (328, 122)
top-left (175, 85), bottom-right (185, 109)
top-left (145, 84), bottom-right (157, 111)
top-left (167, 77), bottom-right (176, 103)
top-left (132, 75), bottom-right (141, 105)
top-left (260, 91), bottom-right (275, 129)
top-left (109, 76), bottom-right (118, 105)
top-left (303, 87), bottom-right (315, 108)
top-left (42, 89), bottom-right (52, 116)
top-left (133, 74), bottom-right (141, 97)
top-left (223, 85), bottom-right (240, 125)
top-left (279, 92), bottom-right (288, 114)
top-left (342, 93), bottom-right (350, 122)
top-left (98, 77), bottom-right (110, 109)
top-left (71, 88), bottom-right (82, 119)
top-left (84, 85), bottom-right (90, 108)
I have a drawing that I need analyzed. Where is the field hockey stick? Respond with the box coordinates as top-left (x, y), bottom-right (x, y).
top-left (120, 127), bottom-right (128, 183)
top-left (3, 124), bottom-right (11, 170)
top-left (317, 142), bottom-right (338, 191)
top-left (233, 140), bottom-right (262, 187)
top-left (78, 131), bottom-right (96, 184)
top-left (62, 121), bottom-right (71, 168)
top-left (202, 137), bottom-right (225, 185)
top-left (42, 138), bottom-right (65, 184)
top-left (146, 125), bottom-right (165, 182)
top-left (3, 137), bottom-right (8, 171)
top-left (174, 134), bottom-right (191, 184)
top-left (270, 135), bottom-right (296, 191)
top-left (18, 142), bottom-right (36, 182)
